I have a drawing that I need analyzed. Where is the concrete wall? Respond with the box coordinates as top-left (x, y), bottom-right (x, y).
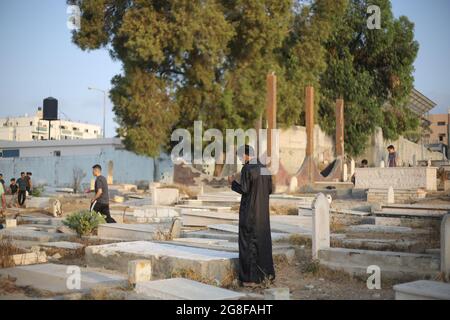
top-left (357, 127), bottom-right (444, 167)
top-left (0, 149), bottom-right (162, 189)
top-left (278, 126), bottom-right (444, 175)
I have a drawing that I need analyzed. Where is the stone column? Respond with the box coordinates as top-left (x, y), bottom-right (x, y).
top-left (441, 214), bottom-right (450, 278)
top-left (350, 159), bottom-right (356, 177)
top-left (266, 73), bottom-right (277, 159)
top-left (312, 193), bottom-right (330, 260)
top-left (305, 86), bottom-right (314, 157)
top-left (335, 99), bottom-right (345, 157)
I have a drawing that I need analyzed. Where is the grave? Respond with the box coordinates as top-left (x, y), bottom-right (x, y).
top-left (97, 223), bottom-right (171, 241)
top-left (135, 278), bottom-right (245, 300)
top-left (39, 241), bottom-right (84, 250)
top-left (180, 210), bottom-right (239, 227)
top-left (394, 280), bottom-right (450, 300)
top-left (355, 167), bottom-right (437, 191)
top-left (85, 241), bottom-right (238, 283)
top-left (151, 187), bottom-right (179, 206)
top-left (312, 193), bottom-right (330, 260)
top-left (0, 228), bottom-right (73, 242)
top-left (0, 263), bottom-right (127, 293)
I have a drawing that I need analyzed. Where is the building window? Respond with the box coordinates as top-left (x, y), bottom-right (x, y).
top-left (30, 121), bottom-right (33, 126)
top-left (54, 151), bottom-right (61, 157)
top-left (439, 134), bottom-right (446, 142)
top-left (85, 129), bottom-right (89, 133)
top-left (437, 122), bottom-right (446, 126)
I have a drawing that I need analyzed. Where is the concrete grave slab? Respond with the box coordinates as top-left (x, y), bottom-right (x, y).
top-left (97, 223), bottom-right (171, 241)
top-left (394, 280), bottom-right (450, 300)
top-left (39, 241), bottom-right (84, 250)
top-left (135, 278), bottom-right (245, 300)
top-left (0, 228), bottom-right (73, 242)
top-left (181, 210), bottom-right (238, 227)
top-left (85, 241), bottom-right (238, 283)
top-left (0, 263), bottom-right (127, 293)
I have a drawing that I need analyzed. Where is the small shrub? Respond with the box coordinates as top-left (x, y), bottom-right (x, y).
top-left (31, 186), bottom-right (44, 197)
top-left (62, 210), bottom-right (106, 236)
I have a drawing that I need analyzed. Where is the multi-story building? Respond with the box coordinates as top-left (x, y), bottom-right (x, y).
top-left (0, 107), bottom-right (103, 141)
top-left (427, 112), bottom-right (450, 145)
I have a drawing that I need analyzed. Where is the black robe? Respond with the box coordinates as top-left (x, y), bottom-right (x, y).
top-left (231, 161), bottom-right (275, 283)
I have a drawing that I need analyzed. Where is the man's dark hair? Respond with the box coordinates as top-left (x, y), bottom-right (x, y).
top-left (387, 145), bottom-right (395, 151)
top-left (0, 173), bottom-right (3, 177)
top-left (20, 172), bottom-right (25, 175)
top-left (26, 172), bottom-right (32, 176)
top-left (10, 178), bottom-right (15, 182)
top-left (92, 164), bottom-right (102, 171)
top-left (238, 145), bottom-right (255, 157)
top-left (361, 159), bottom-right (368, 165)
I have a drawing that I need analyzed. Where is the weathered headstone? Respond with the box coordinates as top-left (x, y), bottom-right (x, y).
top-left (151, 186), bottom-right (158, 206)
top-left (441, 214), bottom-right (450, 278)
top-left (342, 163), bottom-right (348, 182)
top-left (387, 186), bottom-right (395, 204)
top-left (312, 193), bottom-right (330, 260)
top-left (350, 159), bottom-right (356, 177)
top-left (289, 177), bottom-right (298, 193)
top-left (170, 218), bottom-right (182, 239)
top-left (128, 260), bottom-right (152, 285)
top-left (51, 199), bottom-right (62, 217)
top-left (412, 155), bottom-right (417, 167)
top-left (380, 160), bottom-right (385, 168)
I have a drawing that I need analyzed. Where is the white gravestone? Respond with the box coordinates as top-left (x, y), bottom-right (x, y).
top-left (342, 163), bottom-right (348, 182)
top-left (380, 160), bottom-right (385, 168)
top-left (312, 193), bottom-right (330, 260)
top-left (387, 186), bottom-right (395, 204)
top-left (350, 159), bottom-right (356, 177)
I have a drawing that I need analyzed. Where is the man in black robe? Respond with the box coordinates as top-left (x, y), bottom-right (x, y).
top-left (229, 145), bottom-right (275, 286)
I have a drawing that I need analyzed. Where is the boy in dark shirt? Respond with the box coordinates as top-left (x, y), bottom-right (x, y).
top-left (25, 172), bottom-right (32, 195)
top-left (90, 164), bottom-right (116, 223)
top-left (17, 172), bottom-right (28, 207)
top-left (10, 178), bottom-right (18, 195)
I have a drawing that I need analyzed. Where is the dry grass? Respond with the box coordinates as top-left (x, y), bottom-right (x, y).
top-left (330, 216), bottom-right (347, 233)
top-left (288, 234), bottom-right (312, 247)
top-left (0, 239), bottom-right (27, 268)
top-left (170, 267), bottom-right (238, 289)
top-left (270, 205), bottom-right (298, 216)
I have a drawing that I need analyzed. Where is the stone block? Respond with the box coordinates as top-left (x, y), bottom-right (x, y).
top-left (128, 260), bottom-right (152, 285)
top-left (355, 167), bottom-right (437, 191)
top-left (135, 278), bottom-right (245, 300)
top-left (5, 219), bottom-right (17, 228)
top-left (97, 223), bottom-right (170, 241)
top-left (312, 193), bottom-right (330, 260)
top-left (264, 288), bottom-right (290, 300)
top-left (441, 214), bottom-right (450, 276)
top-left (11, 252), bottom-right (47, 266)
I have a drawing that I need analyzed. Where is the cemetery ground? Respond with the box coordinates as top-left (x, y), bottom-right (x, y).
top-left (0, 184), bottom-right (447, 300)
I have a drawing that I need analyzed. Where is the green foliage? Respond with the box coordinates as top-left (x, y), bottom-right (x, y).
top-left (70, 0), bottom-right (419, 157)
top-left (31, 186), bottom-right (44, 197)
top-left (62, 210), bottom-right (106, 236)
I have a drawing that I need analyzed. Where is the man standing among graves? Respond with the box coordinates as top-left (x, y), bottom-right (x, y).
top-left (16, 172), bottom-right (27, 207)
top-left (0, 179), bottom-right (5, 213)
top-left (229, 145), bottom-right (275, 287)
top-left (387, 145), bottom-right (399, 167)
top-left (90, 164), bottom-right (116, 223)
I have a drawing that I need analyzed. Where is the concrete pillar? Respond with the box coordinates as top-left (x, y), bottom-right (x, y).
top-left (266, 73), bottom-right (277, 158)
top-left (151, 186), bottom-right (158, 206)
top-left (312, 193), bottom-right (330, 260)
top-left (305, 86), bottom-right (314, 157)
top-left (289, 177), bottom-right (298, 193)
top-left (441, 214), bottom-right (450, 278)
top-left (335, 99), bottom-right (345, 157)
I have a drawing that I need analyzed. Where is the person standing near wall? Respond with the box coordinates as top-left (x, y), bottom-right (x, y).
top-left (90, 164), bottom-right (116, 223)
top-left (387, 145), bottom-right (400, 167)
top-left (25, 172), bottom-right (33, 196)
top-left (17, 172), bottom-right (27, 207)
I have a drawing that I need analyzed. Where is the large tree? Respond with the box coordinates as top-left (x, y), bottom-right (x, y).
top-left (69, 0), bottom-right (419, 158)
